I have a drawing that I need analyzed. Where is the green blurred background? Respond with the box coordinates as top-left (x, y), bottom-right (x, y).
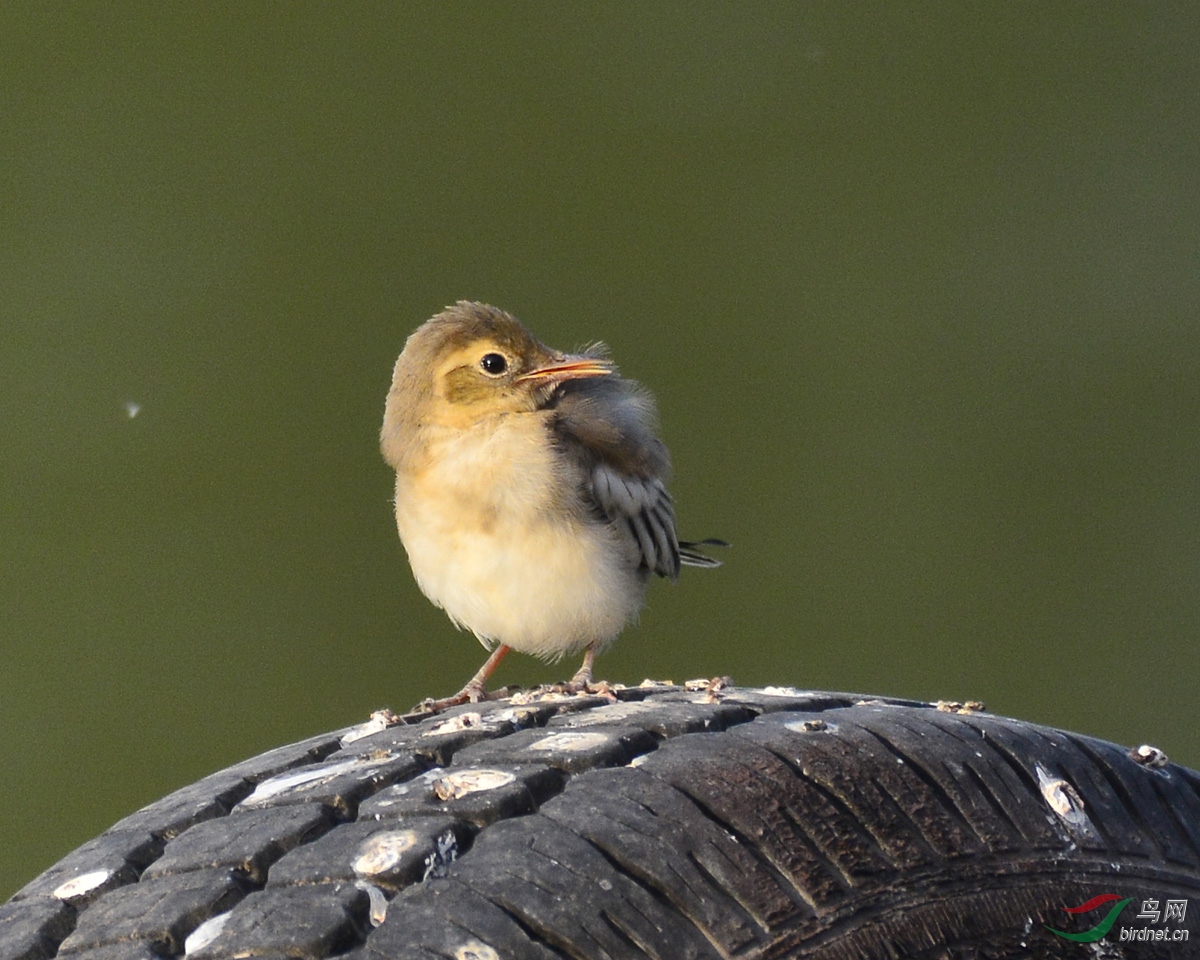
top-left (3, 5), bottom-right (1198, 898)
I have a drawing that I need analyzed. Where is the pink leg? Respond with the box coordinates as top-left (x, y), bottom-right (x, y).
top-left (421, 644), bottom-right (511, 711)
top-left (569, 644), bottom-right (595, 687)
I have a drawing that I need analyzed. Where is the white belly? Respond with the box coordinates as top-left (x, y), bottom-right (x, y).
top-left (393, 418), bottom-right (645, 658)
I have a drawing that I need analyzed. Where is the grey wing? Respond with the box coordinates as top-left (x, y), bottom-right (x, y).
top-left (590, 463), bottom-right (682, 580)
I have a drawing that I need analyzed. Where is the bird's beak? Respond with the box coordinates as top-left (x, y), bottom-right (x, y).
top-left (516, 355), bottom-right (614, 386)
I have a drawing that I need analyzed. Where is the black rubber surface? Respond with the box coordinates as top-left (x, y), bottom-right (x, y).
top-left (3, 684), bottom-right (1198, 959)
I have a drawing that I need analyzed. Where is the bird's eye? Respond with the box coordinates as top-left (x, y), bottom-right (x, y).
top-left (479, 352), bottom-right (508, 376)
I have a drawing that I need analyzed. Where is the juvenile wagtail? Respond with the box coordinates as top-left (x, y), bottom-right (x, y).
top-left (381, 301), bottom-right (722, 707)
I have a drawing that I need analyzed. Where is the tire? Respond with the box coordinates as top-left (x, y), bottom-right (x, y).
top-left (3, 685), bottom-right (1198, 960)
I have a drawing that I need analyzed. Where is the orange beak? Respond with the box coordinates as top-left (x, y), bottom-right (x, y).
top-left (516, 355), bottom-right (614, 386)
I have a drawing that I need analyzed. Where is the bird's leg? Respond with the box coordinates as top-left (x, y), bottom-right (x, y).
top-left (459, 643), bottom-right (512, 700)
top-left (416, 644), bottom-right (511, 713)
top-left (568, 644), bottom-right (596, 690)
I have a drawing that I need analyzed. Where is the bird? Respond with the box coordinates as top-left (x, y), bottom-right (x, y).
top-left (380, 301), bottom-right (723, 708)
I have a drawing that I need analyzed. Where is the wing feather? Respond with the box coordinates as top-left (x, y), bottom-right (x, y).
top-left (626, 511), bottom-right (659, 574)
top-left (551, 376), bottom-right (713, 580)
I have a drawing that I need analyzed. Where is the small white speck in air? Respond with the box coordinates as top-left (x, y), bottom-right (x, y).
top-left (124, 402), bottom-right (141, 419)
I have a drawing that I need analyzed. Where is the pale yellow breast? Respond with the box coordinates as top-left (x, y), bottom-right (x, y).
top-left (392, 415), bottom-right (645, 657)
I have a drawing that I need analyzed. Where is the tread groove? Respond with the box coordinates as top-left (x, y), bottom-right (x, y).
top-left (1065, 733), bottom-right (1170, 859)
top-left (450, 899), bottom-right (575, 960)
top-left (683, 848), bottom-right (771, 936)
top-left (584, 789), bottom-right (767, 935)
top-left (576, 832), bottom-right (727, 956)
top-left (960, 760), bottom-right (1025, 846)
top-left (1149, 772), bottom-right (1200, 864)
top-left (596, 908), bottom-right (664, 960)
top-left (859, 725), bottom-right (984, 855)
top-left (649, 754), bottom-right (836, 908)
top-left (964, 723), bottom-right (1046, 799)
top-left (757, 742), bottom-right (924, 876)
top-left (713, 733), bottom-right (890, 885)
top-left (768, 775), bottom-right (867, 892)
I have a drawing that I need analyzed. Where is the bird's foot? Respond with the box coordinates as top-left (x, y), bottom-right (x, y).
top-left (567, 645), bottom-right (597, 689)
top-left (546, 645), bottom-right (615, 699)
top-left (532, 677), bottom-right (618, 700)
top-left (411, 644), bottom-right (516, 715)
top-left (410, 681), bottom-right (504, 715)
top-left (568, 667), bottom-right (589, 686)
top-left (579, 678), bottom-right (619, 700)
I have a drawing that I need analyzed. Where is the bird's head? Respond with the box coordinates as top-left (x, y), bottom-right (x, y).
top-left (382, 301), bottom-right (613, 464)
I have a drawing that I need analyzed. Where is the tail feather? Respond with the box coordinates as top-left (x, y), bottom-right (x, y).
top-left (679, 538), bottom-right (729, 568)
